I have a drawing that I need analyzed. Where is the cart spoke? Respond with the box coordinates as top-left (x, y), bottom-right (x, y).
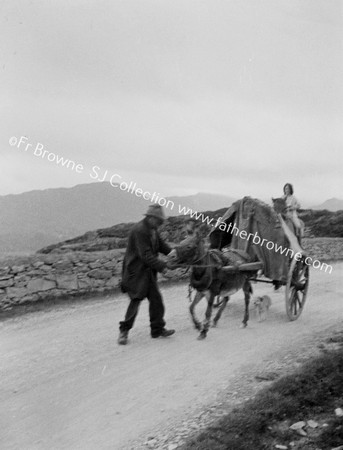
top-left (286, 257), bottom-right (309, 321)
top-left (293, 290), bottom-right (298, 315)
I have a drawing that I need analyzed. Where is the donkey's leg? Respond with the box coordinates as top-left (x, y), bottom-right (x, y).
top-left (198, 292), bottom-right (215, 340)
top-left (212, 296), bottom-right (229, 327)
top-left (189, 290), bottom-right (204, 331)
top-left (241, 280), bottom-right (252, 328)
top-left (213, 296), bottom-right (223, 308)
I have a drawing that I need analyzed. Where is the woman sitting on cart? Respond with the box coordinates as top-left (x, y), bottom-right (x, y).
top-left (282, 182), bottom-right (303, 240)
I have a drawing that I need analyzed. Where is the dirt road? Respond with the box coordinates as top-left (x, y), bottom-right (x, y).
top-left (1, 263), bottom-right (342, 450)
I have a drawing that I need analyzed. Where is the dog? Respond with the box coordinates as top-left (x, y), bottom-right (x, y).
top-left (253, 295), bottom-right (272, 322)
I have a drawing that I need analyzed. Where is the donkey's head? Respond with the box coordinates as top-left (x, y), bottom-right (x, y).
top-left (167, 232), bottom-right (204, 266)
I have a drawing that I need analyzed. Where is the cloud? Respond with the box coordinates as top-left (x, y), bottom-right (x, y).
top-left (1, 0), bottom-right (342, 203)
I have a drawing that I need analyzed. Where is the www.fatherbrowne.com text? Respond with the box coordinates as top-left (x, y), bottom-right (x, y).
top-left (9, 135), bottom-right (333, 274)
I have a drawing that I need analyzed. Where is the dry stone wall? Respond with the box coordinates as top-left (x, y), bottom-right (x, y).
top-left (0, 238), bottom-right (342, 313)
top-left (0, 250), bottom-right (124, 311)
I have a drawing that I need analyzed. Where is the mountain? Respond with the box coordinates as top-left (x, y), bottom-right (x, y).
top-left (0, 183), bottom-right (143, 253)
top-left (167, 193), bottom-right (236, 216)
top-left (0, 183), bottom-right (236, 253)
top-left (311, 198), bottom-right (343, 212)
top-left (2, 181), bottom-right (340, 254)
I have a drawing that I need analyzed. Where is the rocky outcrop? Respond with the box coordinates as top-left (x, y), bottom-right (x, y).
top-left (0, 250), bottom-right (124, 311)
top-left (36, 214), bottom-right (223, 254)
top-left (302, 238), bottom-right (343, 262)
top-left (36, 207), bottom-right (343, 255)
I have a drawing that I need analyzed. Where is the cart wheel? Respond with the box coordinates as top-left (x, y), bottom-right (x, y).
top-left (285, 257), bottom-right (310, 320)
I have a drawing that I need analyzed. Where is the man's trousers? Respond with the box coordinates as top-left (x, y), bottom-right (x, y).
top-left (119, 281), bottom-right (166, 335)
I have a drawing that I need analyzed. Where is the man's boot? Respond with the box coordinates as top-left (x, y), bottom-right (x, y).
top-left (151, 328), bottom-right (175, 338)
top-left (118, 330), bottom-right (129, 345)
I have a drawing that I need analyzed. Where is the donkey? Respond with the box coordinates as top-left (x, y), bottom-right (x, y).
top-left (168, 234), bottom-right (256, 340)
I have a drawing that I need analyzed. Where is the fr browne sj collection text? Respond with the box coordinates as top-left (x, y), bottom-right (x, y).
top-left (9, 135), bottom-right (171, 205)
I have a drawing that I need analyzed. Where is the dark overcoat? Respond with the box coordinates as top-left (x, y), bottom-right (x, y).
top-left (121, 218), bottom-right (171, 299)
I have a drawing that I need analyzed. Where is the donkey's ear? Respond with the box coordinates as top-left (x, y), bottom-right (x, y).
top-left (271, 197), bottom-right (275, 202)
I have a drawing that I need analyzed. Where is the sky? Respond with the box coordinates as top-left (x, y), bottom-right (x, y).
top-left (1, 0), bottom-right (342, 205)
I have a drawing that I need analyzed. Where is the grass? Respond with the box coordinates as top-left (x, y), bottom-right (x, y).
top-left (182, 332), bottom-right (343, 450)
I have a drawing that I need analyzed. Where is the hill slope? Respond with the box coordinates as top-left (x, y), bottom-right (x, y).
top-left (37, 206), bottom-right (343, 254)
top-left (0, 183), bottom-right (235, 252)
top-left (1, 182), bottom-right (341, 254)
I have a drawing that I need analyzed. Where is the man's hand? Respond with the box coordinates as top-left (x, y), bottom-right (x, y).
top-left (166, 260), bottom-right (178, 269)
top-left (161, 268), bottom-right (173, 278)
top-left (168, 248), bottom-right (177, 260)
top-left (166, 249), bottom-right (178, 269)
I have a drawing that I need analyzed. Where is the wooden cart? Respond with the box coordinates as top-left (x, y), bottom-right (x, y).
top-left (218, 215), bottom-right (310, 321)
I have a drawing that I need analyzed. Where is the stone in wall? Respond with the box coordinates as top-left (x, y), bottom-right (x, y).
top-left (53, 260), bottom-right (74, 271)
top-left (11, 265), bottom-right (26, 274)
top-left (0, 274), bottom-right (13, 280)
top-left (78, 277), bottom-right (94, 290)
top-left (44, 273), bottom-right (57, 281)
top-left (56, 275), bottom-right (78, 290)
top-left (0, 277), bottom-right (14, 288)
top-left (37, 291), bottom-right (56, 301)
top-left (74, 266), bottom-right (89, 273)
top-left (32, 261), bottom-right (44, 268)
top-left (40, 255), bottom-right (55, 265)
top-left (6, 287), bottom-right (28, 298)
top-left (14, 274), bottom-right (29, 284)
top-left (0, 267), bottom-right (10, 276)
top-left (103, 261), bottom-right (115, 269)
top-left (19, 294), bottom-right (39, 304)
top-left (89, 261), bottom-right (102, 269)
top-left (88, 269), bottom-right (112, 279)
top-left (105, 277), bottom-right (120, 288)
top-left (27, 270), bottom-right (49, 277)
top-left (91, 278), bottom-right (107, 287)
top-left (27, 278), bottom-right (56, 293)
top-left (45, 288), bottom-right (70, 298)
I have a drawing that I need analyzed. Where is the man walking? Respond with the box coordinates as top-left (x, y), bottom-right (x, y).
top-left (118, 204), bottom-right (175, 345)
